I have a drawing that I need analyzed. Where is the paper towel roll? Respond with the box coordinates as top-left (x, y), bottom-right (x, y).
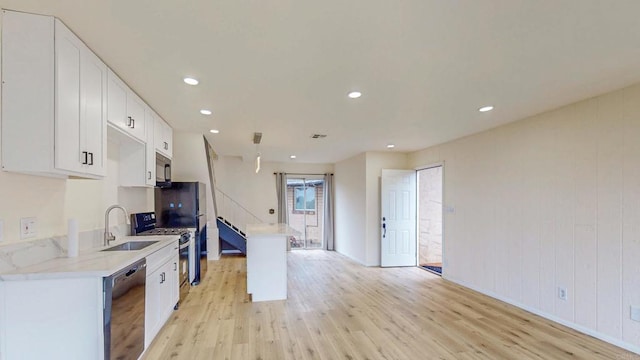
top-left (67, 219), bottom-right (79, 257)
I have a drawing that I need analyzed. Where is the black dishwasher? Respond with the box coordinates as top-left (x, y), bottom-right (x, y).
top-left (103, 259), bottom-right (146, 360)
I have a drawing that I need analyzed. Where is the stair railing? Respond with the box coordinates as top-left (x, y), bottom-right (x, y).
top-left (214, 187), bottom-right (263, 233)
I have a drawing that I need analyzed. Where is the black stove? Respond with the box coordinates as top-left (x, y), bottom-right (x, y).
top-left (131, 212), bottom-right (194, 302)
top-left (131, 212), bottom-right (191, 244)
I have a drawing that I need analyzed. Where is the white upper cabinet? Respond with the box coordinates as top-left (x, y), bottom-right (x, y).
top-left (107, 70), bottom-right (146, 142)
top-left (145, 108), bottom-right (157, 186)
top-left (155, 116), bottom-right (173, 159)
top-left (1, 11), bottom-right (107, 178)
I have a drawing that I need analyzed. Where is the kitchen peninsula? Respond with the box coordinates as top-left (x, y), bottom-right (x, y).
top-left (246, 223), bottom-right (298, 302)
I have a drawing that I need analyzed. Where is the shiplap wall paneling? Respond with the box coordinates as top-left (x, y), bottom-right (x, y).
top-left (519, 118), bottom-right (549, 311)
top-left (573, 100), bottom-right (599, 330)
top-left (596, 91), bottom-right (624, 339)
top-left (496, 126), bottom-right (525, 302)
top-left (621, 85), bottom-right (640, 344)
top-left (539, 113), bottom-right (561, 314)
top-left (554, 108), bottom-right (577, 323)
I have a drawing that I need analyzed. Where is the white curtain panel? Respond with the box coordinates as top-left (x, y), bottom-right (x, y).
top-left (275, 172), bottom-right (288, 224)
top-left (323, 174), bottom-right (335, 251)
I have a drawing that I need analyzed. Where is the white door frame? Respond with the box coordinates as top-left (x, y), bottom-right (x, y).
top-left (415, 161), bottom-right (445, 274)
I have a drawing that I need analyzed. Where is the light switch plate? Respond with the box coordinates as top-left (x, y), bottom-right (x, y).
top-left (558, 287), bottom-right (568, 301)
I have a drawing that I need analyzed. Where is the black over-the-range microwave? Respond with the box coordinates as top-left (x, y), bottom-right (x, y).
top-left (156, 153), bottom-right (172, 187)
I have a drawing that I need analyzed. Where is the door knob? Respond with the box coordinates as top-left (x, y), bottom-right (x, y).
top-left (382, 217), bottom-right (386, 238)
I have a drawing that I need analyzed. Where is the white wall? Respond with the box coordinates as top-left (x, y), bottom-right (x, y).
top-left (334, 152), bottom-right (408, 266)
top-left (0, 137), bottom-right (152, 246)
top-left (172, 131), bottom-right (219, 259)
top-left (334, 153), bottom-right (367, 264)
top-left (65, 141), bottom-right (153, 233)
top-left (408, 82), bottom-right (640, 352)
top-left (214, 155), bottom-right (334, 225)
top-left (0, 172), bottom-right (66, 242)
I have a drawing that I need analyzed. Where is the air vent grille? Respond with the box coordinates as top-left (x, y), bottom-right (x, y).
top-left (311, 134), bottom-right (327, 139)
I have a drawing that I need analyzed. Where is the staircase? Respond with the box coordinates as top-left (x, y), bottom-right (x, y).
top-left (217, 217), bottom-right (247, 254)
top-left (214, 187), bottom-right (262, 255)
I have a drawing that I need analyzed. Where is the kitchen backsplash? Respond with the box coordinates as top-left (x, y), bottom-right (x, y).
top-left (0, 224), bottom-right (129, 273)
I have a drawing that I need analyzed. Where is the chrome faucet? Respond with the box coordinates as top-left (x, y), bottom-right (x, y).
top-left (104, 205), bottom-right (129, 246)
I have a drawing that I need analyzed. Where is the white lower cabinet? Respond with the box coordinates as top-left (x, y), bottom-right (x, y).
top-left (145, 241), bottom-right (179, 347)
top-left (0, 277), bottom-right (105, 359)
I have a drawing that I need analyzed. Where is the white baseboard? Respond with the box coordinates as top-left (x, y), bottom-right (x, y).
top-left (445, 276), bottom-right (640, 356)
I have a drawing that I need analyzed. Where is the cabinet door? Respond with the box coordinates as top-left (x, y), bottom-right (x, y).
top-left (107, 70), bottom-right (128, 133)
top-left (80, 47), bottom-right (107, 176)
top-left (145, 266), bottom-right (163, 348)
top-left (145, 108), bottom-right (156, 186)
top-left (163, 121), bottom-right (173, 158)
top-left (154, 117), bottom-right (173, 158)
top-left (154, 116), bottom-right (165, 155)
top-left (107, 71), bottom-right (146, 142)
top-left (54, 20), bottom-right (82, 173)
top-left (126, 91), bottom-right (146, 141)
top-left (170, 253), bottom-right (179, 307)
top-left (158, 259), bottom-right (176, 324)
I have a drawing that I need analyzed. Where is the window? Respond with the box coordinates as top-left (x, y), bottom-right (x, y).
top-left (294, 186), bottom-right (316, 211)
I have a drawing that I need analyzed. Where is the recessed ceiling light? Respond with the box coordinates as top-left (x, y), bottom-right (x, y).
top-left (290, 155), bottom-right (296, 159)
top-left (209, 129), bottom-right (219, 134)
top-left (200, 109), bottom-right (212, 115)
top-left (348, 91), bottom-right (362, 99)
top-left (478, 105), bottom-right (494, 112)
top-left (387, 144), bottom-right (395, 149)
top-left (183, 77), bottom-right (199, 85)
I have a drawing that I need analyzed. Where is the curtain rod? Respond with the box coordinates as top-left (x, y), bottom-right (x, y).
top-left (273, 172), bottom-right (333, 176)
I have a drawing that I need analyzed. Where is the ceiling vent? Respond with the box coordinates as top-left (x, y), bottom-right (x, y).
top-left (253, 132), bottom-right (262, 144)
top-left (311, 134), bottom-right (327, 139)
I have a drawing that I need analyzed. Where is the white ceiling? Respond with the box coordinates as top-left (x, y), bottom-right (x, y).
top-left (3, 1), bottom-right (640, 163)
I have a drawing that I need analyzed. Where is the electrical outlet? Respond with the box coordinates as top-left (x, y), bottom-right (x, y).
top-left (20, 217), bottom-right (37, 239)
top-left (558, 287), bottom-right (568, 301)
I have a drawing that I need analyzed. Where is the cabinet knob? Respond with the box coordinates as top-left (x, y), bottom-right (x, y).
top-left (127, 116), bottom-right (134, 128)
top-left (88, 152), bottom-right (94, 166)
top-left (81, 151), bottom-right (88, 165)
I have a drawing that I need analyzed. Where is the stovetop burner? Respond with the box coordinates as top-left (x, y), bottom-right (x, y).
top-left (139, 228), bottom-right (191, 235)
top-left (131, 212), bottom-right (192, 244)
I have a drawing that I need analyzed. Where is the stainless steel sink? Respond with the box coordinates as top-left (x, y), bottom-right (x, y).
top-left (102, 241), bottom-right (159, 252)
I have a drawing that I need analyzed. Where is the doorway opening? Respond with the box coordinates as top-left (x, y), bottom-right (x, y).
top-left (286, 177), bottom-right (325, 249)
top-left (417, 165), bottom-right (443, 275)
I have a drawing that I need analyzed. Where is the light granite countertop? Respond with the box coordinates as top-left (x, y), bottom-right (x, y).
top-left (246, 223), bottom-right (301, 236)
top-left (0, 235), bottom-right (180, 281)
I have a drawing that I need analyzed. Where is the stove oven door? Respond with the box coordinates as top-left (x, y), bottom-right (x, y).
top-left (178, 239), bottom-right (190, 303)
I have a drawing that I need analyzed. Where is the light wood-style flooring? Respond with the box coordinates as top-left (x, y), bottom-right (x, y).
top-left (143, 251), bottom-right (638, 359)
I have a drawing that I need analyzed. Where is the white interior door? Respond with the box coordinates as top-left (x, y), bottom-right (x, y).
top-left (381, 169), bottom-right (417, 267)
